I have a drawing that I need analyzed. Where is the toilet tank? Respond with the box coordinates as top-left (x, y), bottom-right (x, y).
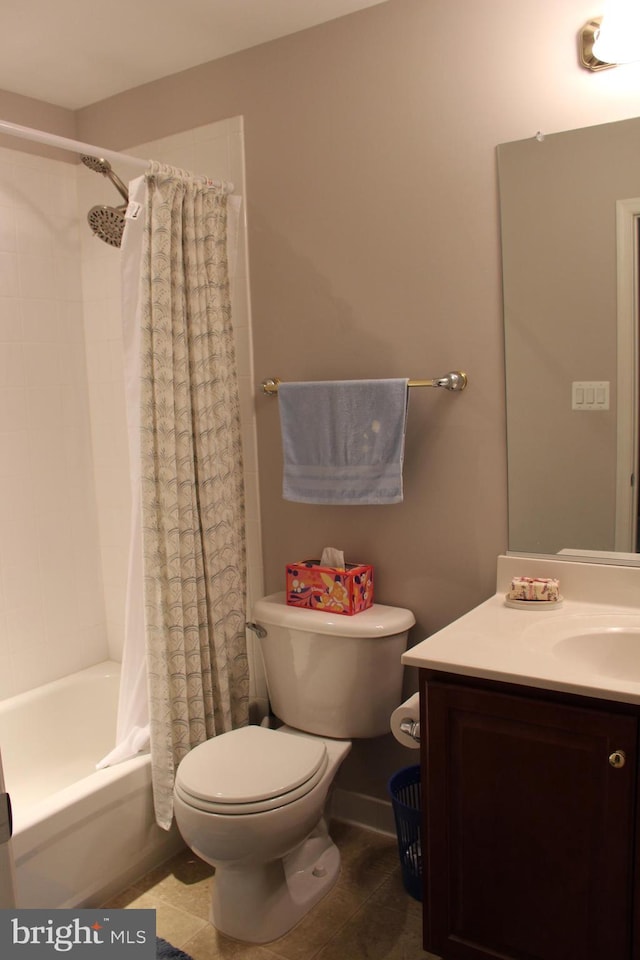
top-left (252, 593), bottom-right (415, 739)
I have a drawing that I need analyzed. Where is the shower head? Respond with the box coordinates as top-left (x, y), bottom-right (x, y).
top-left (81, 154), bottom-right (129, 203)
top-left (81, 155), bottom-right (111, 175)
top-left (82, 154), bottom-right (130, 247)
top-left (87, 204), bottom-right (126, 248)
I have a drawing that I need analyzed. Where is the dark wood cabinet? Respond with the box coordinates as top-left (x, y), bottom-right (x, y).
top-left (420, 671), bottom-right (639, 960)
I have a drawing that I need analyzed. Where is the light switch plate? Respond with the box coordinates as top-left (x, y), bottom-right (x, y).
top-left (572, 380), bottom-right (610, 410)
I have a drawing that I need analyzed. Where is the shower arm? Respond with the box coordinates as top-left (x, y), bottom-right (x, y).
top-left (105, 170), bottom-right (130, 204)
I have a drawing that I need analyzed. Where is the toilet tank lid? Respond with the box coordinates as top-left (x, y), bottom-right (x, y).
top-left (253, 593), bottom-right (415, 638)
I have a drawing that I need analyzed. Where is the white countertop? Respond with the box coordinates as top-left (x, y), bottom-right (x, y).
top-left (402, 555), bottom-right (640, 705)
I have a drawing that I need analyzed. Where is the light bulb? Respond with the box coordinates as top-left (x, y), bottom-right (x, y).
top-left (593, 0), bottom-right (640, 64)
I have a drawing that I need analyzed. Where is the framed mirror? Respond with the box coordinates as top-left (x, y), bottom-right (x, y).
top-left (498, 116), bottom-right (640, 561)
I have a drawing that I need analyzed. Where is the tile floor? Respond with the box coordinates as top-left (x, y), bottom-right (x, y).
top-left (105, 820), bottom-right (440, 959)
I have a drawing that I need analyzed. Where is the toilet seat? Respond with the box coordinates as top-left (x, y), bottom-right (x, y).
top-left (174, 725), bottom-right (328, 815)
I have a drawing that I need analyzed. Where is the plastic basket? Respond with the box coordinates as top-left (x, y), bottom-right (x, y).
top-left (388, 764), bottom-right (422, 901)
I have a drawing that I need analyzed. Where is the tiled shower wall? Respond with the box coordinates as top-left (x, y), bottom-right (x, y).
top-left (0, 116), bottom-right (266, 705)
top-left (0, 148), bottom-right (107, 698)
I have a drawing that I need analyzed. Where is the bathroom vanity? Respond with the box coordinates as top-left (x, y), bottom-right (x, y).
top-left (402, 556), bottom-right (640, 960)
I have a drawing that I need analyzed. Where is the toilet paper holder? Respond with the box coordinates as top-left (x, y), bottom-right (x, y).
top-left (399, 718), bottom-right (420, 743)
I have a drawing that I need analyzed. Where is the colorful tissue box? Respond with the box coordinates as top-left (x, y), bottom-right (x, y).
top-left (286, 560), bottom-right (374, 615)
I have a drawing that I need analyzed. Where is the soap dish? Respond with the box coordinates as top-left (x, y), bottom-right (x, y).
top-left (504, 595), bottom-right (564, 610)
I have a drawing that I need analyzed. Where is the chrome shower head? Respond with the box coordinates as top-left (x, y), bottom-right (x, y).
top-left (81, 154), bottom-right (129, 203)
top-left (81, 155), bottom-right (111, 175)
top-left (82, 154), bottom-right (130, 247)
top-left (87, 204), bottom-right (126, 248)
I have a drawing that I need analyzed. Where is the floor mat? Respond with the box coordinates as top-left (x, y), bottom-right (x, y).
top-left (156, 937), bottom-right (194, 960)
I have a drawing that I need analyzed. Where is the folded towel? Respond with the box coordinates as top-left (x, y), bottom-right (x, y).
top-left (278, 378), bottom-right (409, 505)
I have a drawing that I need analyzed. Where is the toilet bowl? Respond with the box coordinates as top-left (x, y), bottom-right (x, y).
top-left (174, 724), bottom-right (351, 942)
top-left (173, 592), bottom-right (415, 943)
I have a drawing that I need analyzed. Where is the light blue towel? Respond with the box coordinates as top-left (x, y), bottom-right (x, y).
top-left (278, 379), bottom-right (409, 505)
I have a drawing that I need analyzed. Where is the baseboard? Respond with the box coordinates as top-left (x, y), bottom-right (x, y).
top-left (330, 787), bottom-right (396, 837)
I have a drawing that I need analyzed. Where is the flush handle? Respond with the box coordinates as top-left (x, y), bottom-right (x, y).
top-left (609, 750), bottom-right (627, 769)
top-left (246, 621), bottom-right (267, 640)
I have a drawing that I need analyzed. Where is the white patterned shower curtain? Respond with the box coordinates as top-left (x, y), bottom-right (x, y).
top-left (100, 162), bottom-right (249, 830)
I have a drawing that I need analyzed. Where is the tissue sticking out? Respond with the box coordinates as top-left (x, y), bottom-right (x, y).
top-left (320, 546), bottom-right (345, 569)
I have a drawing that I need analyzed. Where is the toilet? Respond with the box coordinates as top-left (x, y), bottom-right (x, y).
top-left (173, 591), bottom-right (415, 944)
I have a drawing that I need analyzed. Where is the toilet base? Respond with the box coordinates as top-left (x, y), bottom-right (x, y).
top-left (210, 818), bottom-right (340, 943)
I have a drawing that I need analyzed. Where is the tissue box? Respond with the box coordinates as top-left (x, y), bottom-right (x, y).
top-left (286, 560), bottom-right (374, 615)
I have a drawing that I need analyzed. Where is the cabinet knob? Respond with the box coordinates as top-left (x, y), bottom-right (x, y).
top-left (609, 750), bottom-right (627, 768)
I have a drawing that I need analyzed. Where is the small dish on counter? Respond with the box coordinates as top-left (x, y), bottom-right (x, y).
top-left (504, 595), bottom-right (564, 610)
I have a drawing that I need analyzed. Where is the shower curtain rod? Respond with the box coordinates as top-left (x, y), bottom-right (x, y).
top-left (0, 118), bottom-right (150, 172)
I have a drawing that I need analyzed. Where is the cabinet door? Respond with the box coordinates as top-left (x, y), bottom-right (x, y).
top-left (424, 679), bottom-right (637, 960)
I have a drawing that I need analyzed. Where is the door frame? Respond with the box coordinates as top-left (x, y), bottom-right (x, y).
top-left (615, 197), bottom-right (640, 551)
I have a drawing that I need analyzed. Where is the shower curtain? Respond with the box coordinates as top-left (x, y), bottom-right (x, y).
top-left (100, 162), bottom-right (249, 830)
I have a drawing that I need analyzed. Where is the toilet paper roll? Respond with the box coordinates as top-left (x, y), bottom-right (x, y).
top-left (390, 693), bottom-right (420, 749)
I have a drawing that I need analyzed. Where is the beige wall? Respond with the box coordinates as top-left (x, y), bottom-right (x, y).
top-left (3, 0), bottom-right (640, 807)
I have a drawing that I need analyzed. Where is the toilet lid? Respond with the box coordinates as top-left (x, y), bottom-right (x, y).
top-left (175, 726), bottom-right (327, 808)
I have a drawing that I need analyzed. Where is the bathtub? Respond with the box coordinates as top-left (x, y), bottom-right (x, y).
top-left (0, 661), bottom-right (183, 908)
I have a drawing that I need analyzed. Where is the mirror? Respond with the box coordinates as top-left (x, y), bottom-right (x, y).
top-left (498, 116), bottom-right (640, 561)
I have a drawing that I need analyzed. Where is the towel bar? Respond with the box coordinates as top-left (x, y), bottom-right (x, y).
top-left (261, 371), bottom-right (467, 396)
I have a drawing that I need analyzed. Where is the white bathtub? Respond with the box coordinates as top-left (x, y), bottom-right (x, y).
top-left (0, 661), bottom-right (183, 908)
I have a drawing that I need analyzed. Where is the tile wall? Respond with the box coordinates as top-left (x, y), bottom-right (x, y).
top-left (0, 147), bottom-right (107, 698)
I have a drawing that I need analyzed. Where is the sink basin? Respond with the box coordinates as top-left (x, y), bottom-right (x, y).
top-left (553, 628), bottom-right (640, 680)
top-left (523, 614), bottom-right (640, 682)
